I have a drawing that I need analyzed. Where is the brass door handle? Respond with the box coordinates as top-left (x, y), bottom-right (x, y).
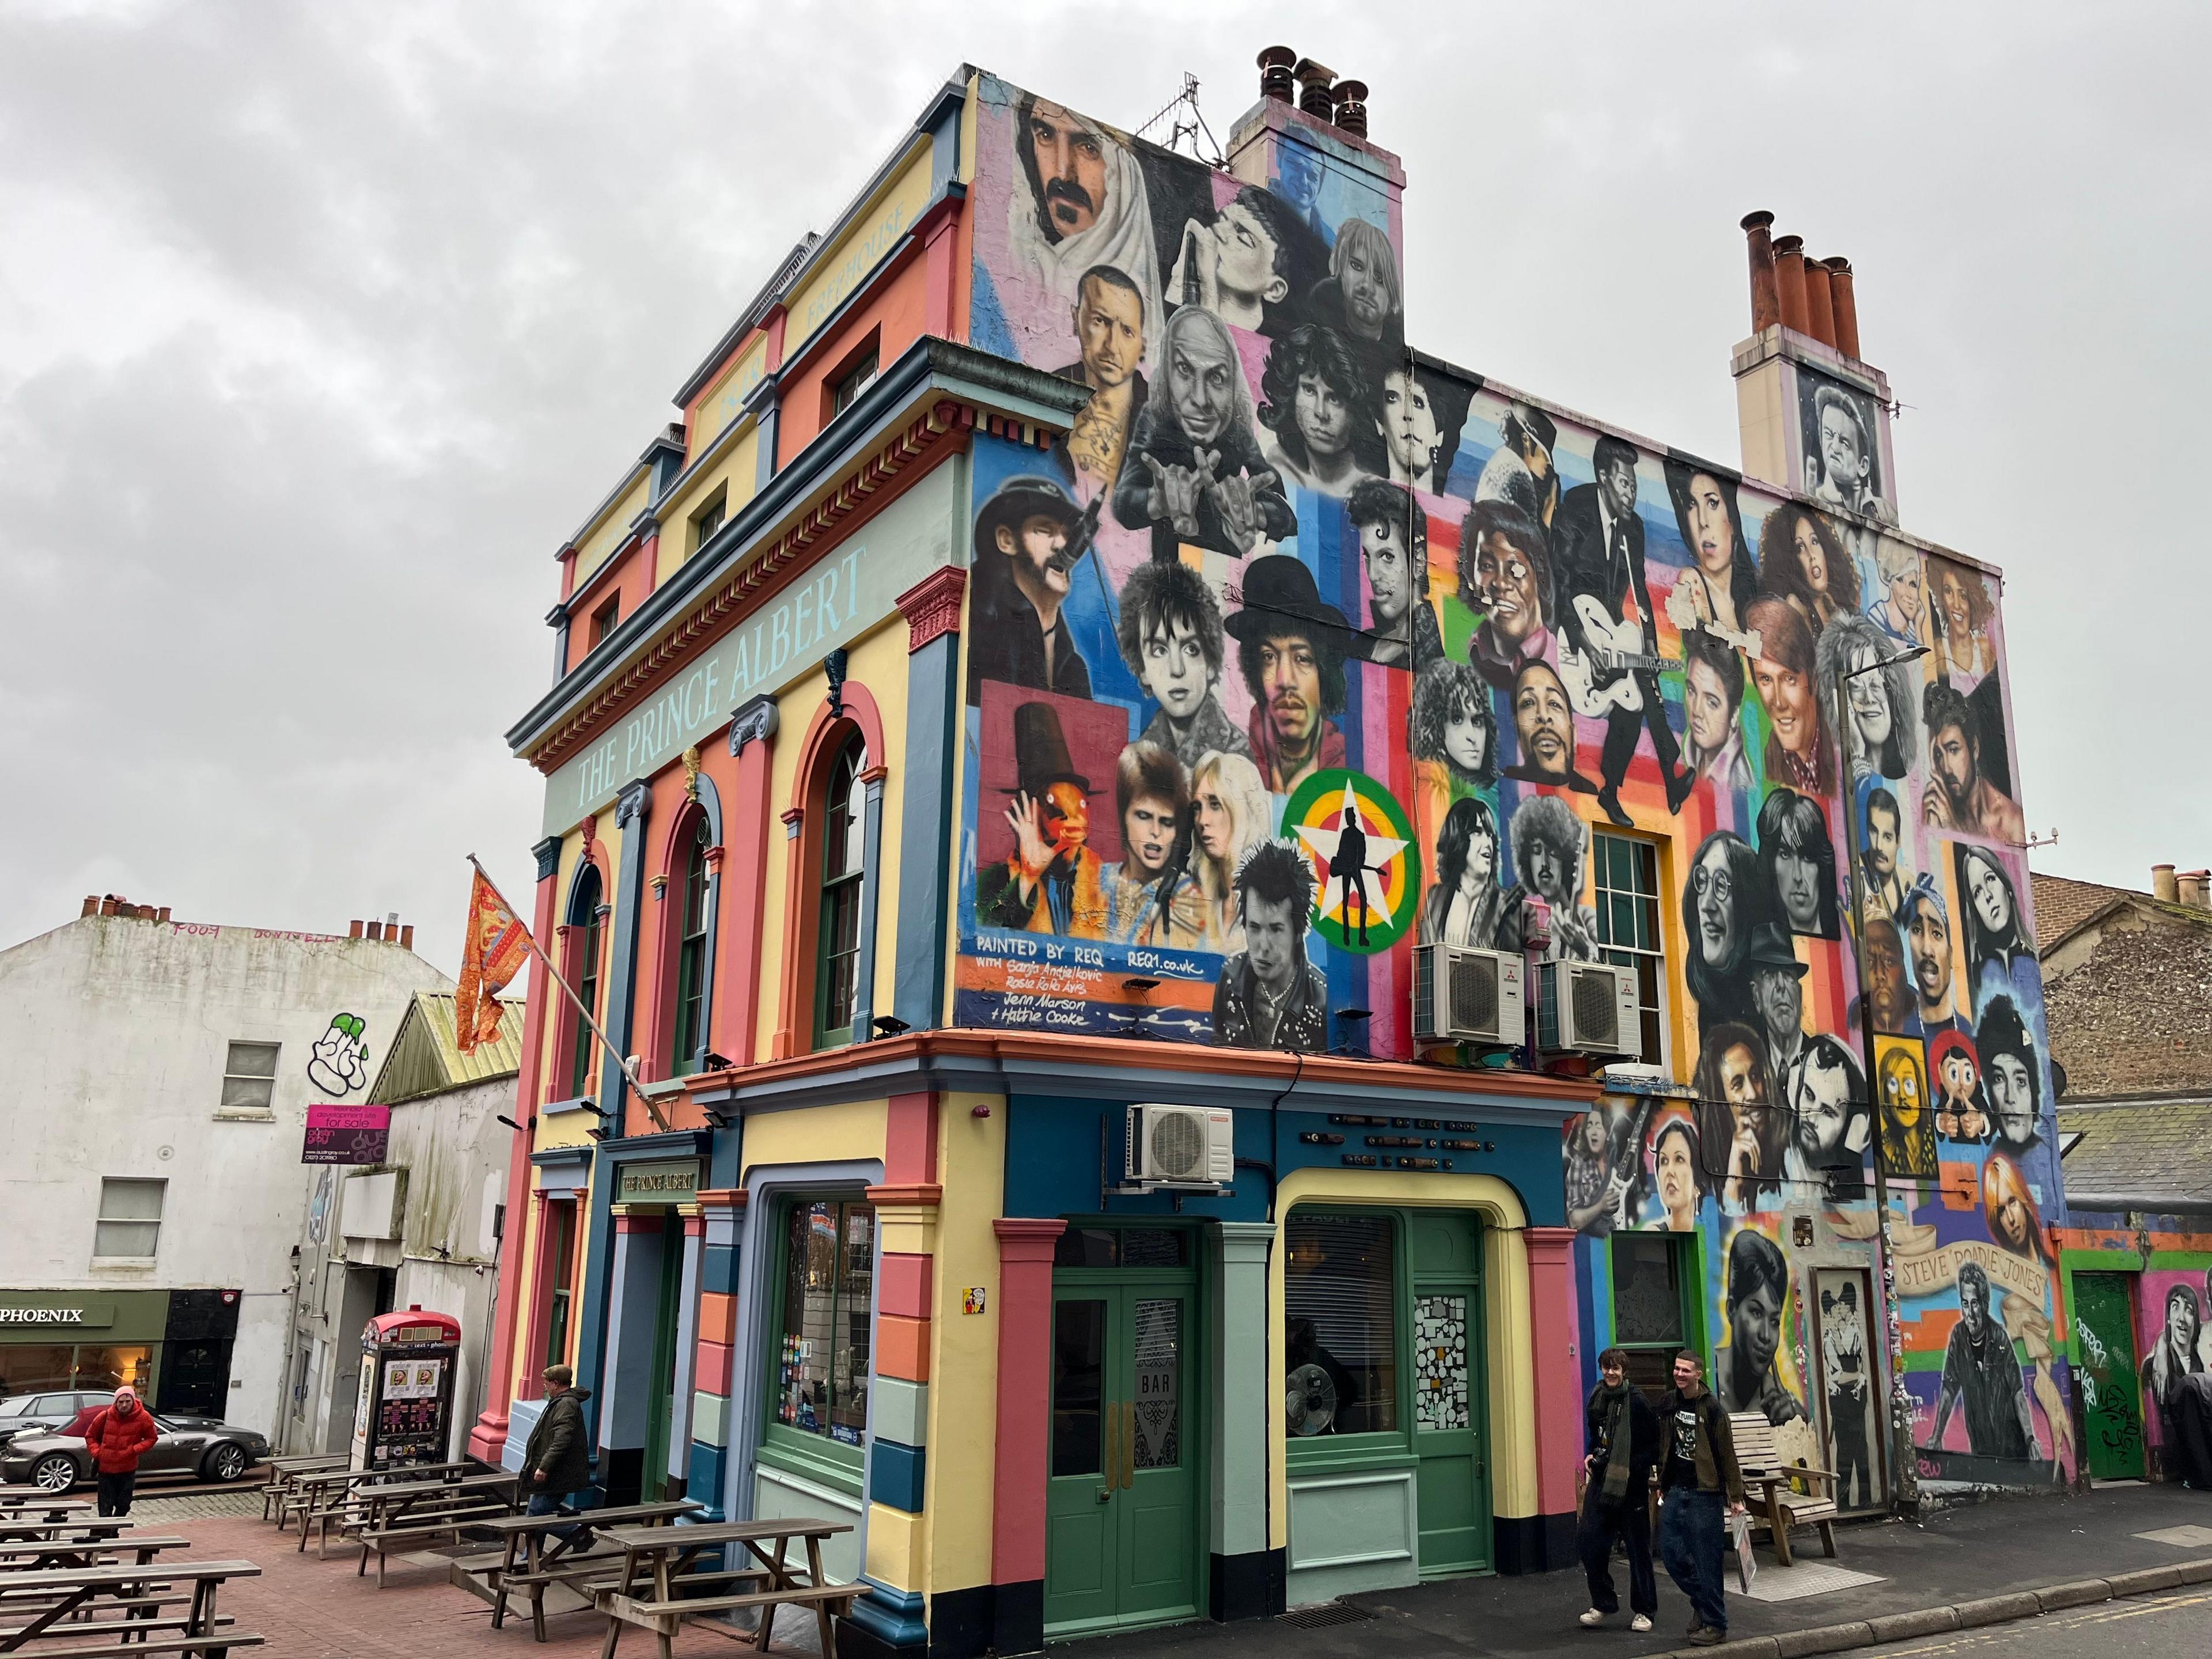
top-left (1121, 1402), bottom-right (1135, 1488)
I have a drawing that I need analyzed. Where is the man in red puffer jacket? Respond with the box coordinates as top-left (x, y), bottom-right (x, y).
top-left (84, 1387), bottom-right (161, 1516)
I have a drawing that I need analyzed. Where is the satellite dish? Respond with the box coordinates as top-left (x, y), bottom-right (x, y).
top-left (1285, 1363), bottom-right (1337, 1436)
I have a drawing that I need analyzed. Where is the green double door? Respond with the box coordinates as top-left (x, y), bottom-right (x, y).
top-left (1044, 1263), bottom-right (1200, 1636)
top-left (639, 1227), bottom-right (687, 1503)
top-left (2073, 1271), bottom-right (2146, 1481)
top-left (1408, 1211), bottom-right (1490, 1577)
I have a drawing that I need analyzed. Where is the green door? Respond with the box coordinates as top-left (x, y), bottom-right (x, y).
top-left (1045, 1268), bottom-right (1200, 1635)
top-left (2074, 1271), bottom-right (2146, 1480)
top-left (640, 1228), bottom-right (686, 1502)
top-left (1408, 1213), bottom-right (1490, 1575)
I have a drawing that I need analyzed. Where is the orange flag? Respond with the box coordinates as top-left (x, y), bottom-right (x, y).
top-left (456, 868), bottom-right (532, 1054)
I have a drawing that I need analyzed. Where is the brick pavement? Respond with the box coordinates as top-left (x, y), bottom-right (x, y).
top-left (160, 1512), bottom-right (829, 1657)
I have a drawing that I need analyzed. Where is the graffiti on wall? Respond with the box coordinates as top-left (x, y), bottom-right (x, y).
top-left (307, 1013), bottom-right (370, 1097)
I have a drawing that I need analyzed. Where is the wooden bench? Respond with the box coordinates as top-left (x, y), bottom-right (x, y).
top-left (594, 1518), bottom-right (853, 1658)
top-left (354, 1504), bottom-right (517, 1586)
top-left (0, 1535), bottom-right (191, 1573)
top-left (596, 1583), bottom-right (851, 1658)
top-left (4, 1637), bottom-right (261, 1657)
top-left (1727, 1411), bottom-right (1839, 1568)
top-left (471, 1499), bottom-right (701, 1642)
top-left (258, 1456), bottom-right (345, 1523)
top-left (0, 1559), bottom-right (259, 1656)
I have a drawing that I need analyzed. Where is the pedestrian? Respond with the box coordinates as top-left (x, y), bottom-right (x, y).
top-left (521, 1363), bottom-right (597, 1547)
top-left (84, 1385), bottom-right (160, 1517)
top-left (1577, 1347), bottom-right (1660, 1633)
top-left (1655, 1350), bottom-right (1748, 1646)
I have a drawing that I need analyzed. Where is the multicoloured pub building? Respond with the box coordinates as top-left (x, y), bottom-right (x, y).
top-left (471, 52), bottom-right (2073, 1656)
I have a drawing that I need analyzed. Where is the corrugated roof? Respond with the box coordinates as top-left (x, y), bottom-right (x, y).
top-left (2058, 1097), bottom-right (2212, 1205)
top-left (367, 991), bottom-right (524, 1105)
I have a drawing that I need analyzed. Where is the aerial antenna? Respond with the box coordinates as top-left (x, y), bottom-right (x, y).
top-left (1134, 73), bottom-right (1225, 166)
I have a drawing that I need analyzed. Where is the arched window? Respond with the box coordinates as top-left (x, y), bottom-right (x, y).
top-left (566, 864), bottom-right (605, 1100)
top-left (814, 737), bottom-right (868, 1046)
top-left (672, 815), bottom-right (712, 1074)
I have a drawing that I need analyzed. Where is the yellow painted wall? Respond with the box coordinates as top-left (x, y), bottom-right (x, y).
top-left (740, 1096), bottom-right (888, 1177)
top-left (653, 431), bottom-right (760, 588)
top-left (957, 74), bottom-right (979, 186)
top-left (865, 1502), bottom-right (928, 1597)
top-left (694, 336), bottom-right (769, 456)
top-left (1265, 1169), bottom-right (1533, 1550)
top-left (784, 138), bottom-right (934, 362)
top-left (571, 471), bottom-right (652, 588)
top-left (923, 1089), bottom-right (1006, 1594)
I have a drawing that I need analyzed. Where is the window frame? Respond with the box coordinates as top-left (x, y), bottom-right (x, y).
top-left (589, 594), bottom-right (620, 649)
top-left (218, 1040), bottom-right (280, 1118)
top-left (542, 1199), bottom-right (578, 1372)
top-left (1606, 1230), bottom-right (1705, 1395)
top-left (688, 486), bottom-right (728, 554)
top-left (812, 736), bottom-right (868, 1049)
top-left (827, 337), bottom-right (880, 421)
top-left (671, 815), bottom-right (713, 1076)
top-left (1282, 1205), bottom-right (1413, 1471)
top-left (1590, 830), bottom-right (1670, 1071)
top-left (564, 866), bottom-right (607, 1101)
top-left (757, 1194), bottom-right (878, 1497)
top-left (93, 1177), bottom-right (166, 1261)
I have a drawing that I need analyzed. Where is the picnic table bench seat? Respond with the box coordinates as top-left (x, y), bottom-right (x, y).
top-left (354, 1505), bottom-right (519, 1585)
top-left (1726, 1411), bottom-right (1840, 1568)
top-left (5, 1635), bottom-right (263, 1657)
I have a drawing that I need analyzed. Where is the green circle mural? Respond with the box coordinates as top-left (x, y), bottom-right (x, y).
top-left (1281, 768), bottom-right (1422, 955)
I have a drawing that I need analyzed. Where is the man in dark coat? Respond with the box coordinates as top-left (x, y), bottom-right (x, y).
top-left (968, 475), bottom-right (1093, 700)
top-left (1578, 1347), bottom-right (1661, 1632)
top-left (522, 1364), bottom-right (597, 1543)
top-left (1552, 434), bottom-right (1692, 825)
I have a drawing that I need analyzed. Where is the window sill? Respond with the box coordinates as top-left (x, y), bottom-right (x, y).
top-left (88, 1259), bottom-right (159, 1275)
top-left (1285, 1432), bottom-right (1417, 1474)
top-left (757, 1429), bottom-right (864, 1500)
top-left (541, 1095), bottom-right (597, 1117)
top-left (213, 1109), bottom-right (276, 1123)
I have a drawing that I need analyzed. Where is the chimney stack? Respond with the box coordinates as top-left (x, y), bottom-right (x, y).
top-left (366, 920), bottom-right (384, 941)
top-left (100, 895), bottom-right (120, 917)
top-left (1741, 211), bottom-right (1779, 332)
top-left (2153, 863), bottom-right (2179, 903)
top-left (1291, 57), bottom-right (1335, 119)
top-left (2179, 870), bottom-right (2210, 910)
top-left (1802, 256), bottom-right (1838, 349)
top-left (399, 923), bottom-right (415, 950)
top-left (1772, 235), bottom-right (1810, 334)
top-left (1825, 258), bottom-right (1861, 359)
top-left (1256, 46), bottom-right (1295, 104)
top-left (82, 895), bottom-right (99, 919)
top-left (349, 918), bottom-right (364, 939)
top-left (1330, 79), bottom-right (1369, 138)
top-left (156, 906), bottom-right (171, 924)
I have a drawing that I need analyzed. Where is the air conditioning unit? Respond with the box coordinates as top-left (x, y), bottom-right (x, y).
top-left (1126, 1104), bottom-right (1234, 1187)
top-left (1538, 960), bottom-right (1641, 1056)
top-left (1412, 944), bottom-right (1525, 1046)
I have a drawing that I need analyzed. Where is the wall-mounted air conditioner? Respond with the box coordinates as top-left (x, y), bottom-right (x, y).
top-left (1126, 1104), bottom-right (1233, 1187)
top-left (1537, 960), bottom-right (1641, 1056)
top-left (1412, 944), bottom-right (1525, 1047)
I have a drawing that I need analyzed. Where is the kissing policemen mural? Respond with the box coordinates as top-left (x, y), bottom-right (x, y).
top-left (959, 75), bottom-right (2066, 1489)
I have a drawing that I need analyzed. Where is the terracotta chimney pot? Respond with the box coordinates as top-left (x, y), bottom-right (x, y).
top-left (1825, 257), bottom-right (1861, 359)
top-left (1741, 211), bottom-right (1779, 332)
top-left (2153, 863), bottom-right (2179, 903)
top-left (1773, 234), bottom-right (1809, 334)
top-left (349, 918), bottom-right (365, 939)
top-left (1804, 257), bottom-right (1838, 349)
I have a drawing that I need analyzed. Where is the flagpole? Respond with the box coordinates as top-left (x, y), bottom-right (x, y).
top-left (467, 854), bottom-right (668, 1134)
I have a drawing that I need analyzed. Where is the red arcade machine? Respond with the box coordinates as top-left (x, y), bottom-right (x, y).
top-left (350, 1308), bottom-right (462, 1471)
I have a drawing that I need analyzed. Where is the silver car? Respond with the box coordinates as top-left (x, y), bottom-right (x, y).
top-left (0, 1409), bottom-right (270, 1494)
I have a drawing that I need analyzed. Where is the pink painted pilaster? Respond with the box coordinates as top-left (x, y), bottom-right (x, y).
top-left (1525, 1226), bottom-right (1585, 1522)
top-left (991, 1219), bottom-right (1067, 1589)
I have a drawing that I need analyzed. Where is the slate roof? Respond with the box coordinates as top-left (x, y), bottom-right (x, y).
top-left (2058, 1094), bottom-right (2212, 1207)
top-left (366, 991), bottom-right (525, 1105)
top-left (2032, 870), bottom-right (2212, 952)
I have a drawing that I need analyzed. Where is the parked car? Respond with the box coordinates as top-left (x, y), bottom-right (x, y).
top-left (0, 1408), bottom-right (270, 1493)
top-left (0, 1391), bottom-right (116, 1449)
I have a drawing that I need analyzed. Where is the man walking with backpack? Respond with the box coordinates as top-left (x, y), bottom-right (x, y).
top-left (1656, 1350), bottom-right (1747, 1646)
top-left (85, 1386), bottom-right (160, 1517)
top-left (1578, 1347), bottom-right (1661, 1632)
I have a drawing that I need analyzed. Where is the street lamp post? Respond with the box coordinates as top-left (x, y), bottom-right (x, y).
top-left (1835, 643), bottom-right (1927, 1516)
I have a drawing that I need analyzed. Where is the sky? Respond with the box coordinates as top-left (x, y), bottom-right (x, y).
top-left (2, 0), bottom-right (2205, 979)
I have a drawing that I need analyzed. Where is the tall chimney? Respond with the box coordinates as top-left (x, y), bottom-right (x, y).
top-left (1741, 211), bottom-right (1779, 332)
top-left (1825, 257), bottom-right (1861, 359)
top-left (1773, 235), bottom-right (1809, 334)
top-left (1256, 46), bottom-right (1295, 104)
top-left (1292, 57), bottom-right (1335, 119)
top-left (1331, 79), bottom-right (1368, 138)
top-left (349, 918), bottom-right (364, 939)
top-left (399, 923), bottom-right (415, 951)
top-left (366, 920), bottom-right (384, 941)
top-left (2179, 870), bottom-right (2210, 910)
top-left (1803, 257), bottom-right (1838, 349)
top-left (2152, 863), bottom-right (2179, 902)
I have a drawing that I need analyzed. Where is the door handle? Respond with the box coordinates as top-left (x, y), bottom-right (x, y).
top-left (1102, 1407), bottom-right (1120, 1494)
top-left (1121, 1402), bottom-right (1135, 1488)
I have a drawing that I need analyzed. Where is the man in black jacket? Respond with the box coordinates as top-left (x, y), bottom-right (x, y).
top-left (1578, 1347), bottom-right (1661, 1632)
top-left (1552, 435), bottom-right (1692, 825)
top-left (522, 1365), bottom-right (596, 1545)
top-left (1656, 1351), bottom-right (1748, 1646)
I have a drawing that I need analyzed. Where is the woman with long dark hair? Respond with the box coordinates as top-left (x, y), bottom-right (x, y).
top-left (1664, 462), bottom-right (1759, 637)
top-left (1816, 612), bottom-right (1916, 785)
top-left (1419, 796), bottom-right (1508, 950)
top-left (1756, 503), bottom-right (1861, 634)
top-left (2141, 1285), bottom-right (2212, 1487)
top-left (1955, 844), bottom-right (2036, 1003)
top-left (1694, 1021), bottom-right (1787, 1213)
top-left (1756, 787), bottom-right (1842, 938)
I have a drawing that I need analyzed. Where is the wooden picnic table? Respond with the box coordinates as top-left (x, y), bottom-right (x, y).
top-left (594, 1517), bottom-right (854, 1659)
top-left (257, 1455), bottom-right (346, 1522)
top-left (286, 1461), bottom-right (479, 1550)
top-left (0, 1516), bottom-right (120, 1548)
top-left (344, 1472), bottom-right (519, 1583)
top-left (0, 1557), bottom-right (259, 1654)
top-left (0, 1499), bottom-right (88, 1524)
top-left (0, 1533), bottom-right (190, 1574)
top-left (475, 1501), bottom-right (700, 1641)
